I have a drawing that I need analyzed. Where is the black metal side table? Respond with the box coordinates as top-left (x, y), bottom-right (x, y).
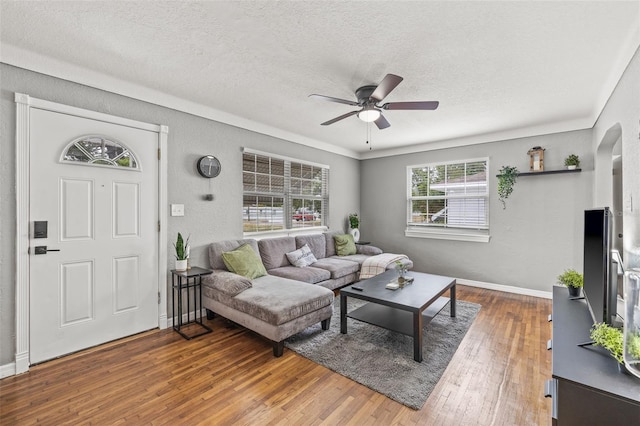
top-left (171, 266), bottom-right (213, 339)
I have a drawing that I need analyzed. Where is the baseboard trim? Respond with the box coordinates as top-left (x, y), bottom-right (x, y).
top-left (457, 278), bottom-right (552, 299)
top-left (0, 362), bottom-right (16, 379)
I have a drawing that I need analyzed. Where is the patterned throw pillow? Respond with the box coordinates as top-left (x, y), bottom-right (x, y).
top-left (334, 234), bottom-right (357, 256)
top-left (286, 244), bottom-right (318, 268)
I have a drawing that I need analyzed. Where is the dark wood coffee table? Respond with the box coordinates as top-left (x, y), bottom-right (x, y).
top-left (340, 270), bottom-right (456, 362)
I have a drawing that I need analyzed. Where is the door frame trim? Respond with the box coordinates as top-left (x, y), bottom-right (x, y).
top-left (14, 93), bottom-right (168, 374)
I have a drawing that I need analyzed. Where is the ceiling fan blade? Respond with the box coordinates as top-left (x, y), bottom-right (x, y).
top-left (382, 101), bottom-right (439, 110)
top-left (374, 114), bottom-right (390, 129)
top-left (370, 74), bottom-right (403, 102)
top-left (321, 110), bottom-right (359, 126)
top-left (309, 94), bottom-right (359, 106)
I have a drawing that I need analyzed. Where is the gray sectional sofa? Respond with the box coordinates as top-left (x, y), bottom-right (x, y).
top-left (201, 232), bottom-right (412, 356)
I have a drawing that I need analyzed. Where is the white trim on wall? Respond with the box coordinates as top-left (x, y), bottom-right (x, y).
top-left (457, 278), bottom-right (552, 299)
top-left (13, 93), bottom-right (168, 375)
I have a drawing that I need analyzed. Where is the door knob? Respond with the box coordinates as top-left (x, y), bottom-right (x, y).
top-left (34, 246), bottom-right (61, 255)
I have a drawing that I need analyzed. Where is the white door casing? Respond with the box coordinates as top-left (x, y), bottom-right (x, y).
top-left (15, 94), bottom-right (168, 372)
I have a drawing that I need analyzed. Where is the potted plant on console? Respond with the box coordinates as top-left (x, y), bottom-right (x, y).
top-left (174, 232), bottom-right (190, 272)
top-left (557, 269), bottom-right (583, 297)
top-left (590, 323), bottom-right (628, 373)
top-left (564, 154), bottom-right (580, 170)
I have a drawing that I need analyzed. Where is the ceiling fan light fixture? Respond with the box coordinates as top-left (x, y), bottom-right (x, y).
top-left (357, 107), bottom-right (381, 122)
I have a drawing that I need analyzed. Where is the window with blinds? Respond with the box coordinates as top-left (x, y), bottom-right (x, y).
top-left (242, 149), bottom-right (329, 233)
top-left (407, 159), bottom-right (489, 231)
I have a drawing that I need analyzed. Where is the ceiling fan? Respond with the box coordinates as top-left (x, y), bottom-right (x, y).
top-left (309, 73), bottom-right (439, 129)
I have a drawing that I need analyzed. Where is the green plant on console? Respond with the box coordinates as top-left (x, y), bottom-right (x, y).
top-left (497, 166), bottom-right (519, 209)
top-left (557, 269), bottom-right (583, 288)
top-left (564, 154), bottom-right (580, 167)
top-left (174, 232), bottom-right (190, 260)
top-left (628, 332), bottom-right (640, 360)
top-left (590, 322), bottom-right (624, 364)
top-left (348, 213), bottom-right (359, 229)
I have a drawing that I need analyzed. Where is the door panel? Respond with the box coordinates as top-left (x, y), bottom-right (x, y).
top-left (29, 108), bottom-right (158, 364)
top-left (113, 182), bottom-right (139, 238)
top-left (60, 261), bottom-right (94, 325)
top-left (60, 178), bottom-right (94, 240)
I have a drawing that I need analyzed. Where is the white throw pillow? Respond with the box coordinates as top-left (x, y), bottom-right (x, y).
top-left (286, 244), bottom-right (317, 268)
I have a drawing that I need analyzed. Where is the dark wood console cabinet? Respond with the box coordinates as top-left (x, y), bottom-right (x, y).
top-left (548, 287), bottom-right (640, 425)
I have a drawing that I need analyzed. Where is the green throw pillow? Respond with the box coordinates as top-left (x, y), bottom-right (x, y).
top-left (334, 234), bottom-right (357, 256)
top-left (222, 243), bottom-right (268, 279)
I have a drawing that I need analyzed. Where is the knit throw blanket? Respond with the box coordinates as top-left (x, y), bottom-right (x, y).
top-left (359, 253), bottom-right (409, 280)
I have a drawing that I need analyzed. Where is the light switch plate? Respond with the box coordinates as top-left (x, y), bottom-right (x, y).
top-left (170, 204), bottom-right (185, 217)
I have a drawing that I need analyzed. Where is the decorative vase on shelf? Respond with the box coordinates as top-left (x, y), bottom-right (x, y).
top-left (567, 165), bottom-right (577, 170)
top-left (175, 259), bottom-right (188, 272)
top-left (349, 228), bottom-right (360, 242)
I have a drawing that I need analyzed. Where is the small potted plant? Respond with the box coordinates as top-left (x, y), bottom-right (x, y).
top-left (174, 232), bottom-right (190, 271)
top-left (497, 166), bottom-right (519, 209)
top-left (557, 269), bottom-right (583, 297)
top-left (590, 323), bottom-right (627, 373)
top-left (348, 213), bottom-right (360, 242)
top-left (395, 260), bottom-right (407, 285)
top-left (564, 154), bottom-right (580, 170)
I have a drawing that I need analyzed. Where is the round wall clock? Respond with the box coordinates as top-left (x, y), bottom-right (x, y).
top-left (196, 155), bottom-right (221, 178)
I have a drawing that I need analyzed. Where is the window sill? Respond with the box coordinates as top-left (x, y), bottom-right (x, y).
top-left (405, 227), bottom-right (491, 243)
top-left (244, 226), bottom-right (328, 240)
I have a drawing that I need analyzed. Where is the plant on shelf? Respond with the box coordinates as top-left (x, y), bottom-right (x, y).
top-left (557, 269), bottom-right (583, 297)
top-left (497, 165), bottom-right (519, 209)
top-left (590, 322), bottom-right (624, 364)
top-left (348, 213), bottom-right (359, 229)
top-left (564, 154), bottom-right (580, 169)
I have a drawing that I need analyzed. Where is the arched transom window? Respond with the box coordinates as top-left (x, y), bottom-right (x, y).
top-left (61, 135), bottom-right (139, 169)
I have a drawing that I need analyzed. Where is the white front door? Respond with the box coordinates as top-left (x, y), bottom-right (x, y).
top-left (29, 107), bottom-right (159, 364)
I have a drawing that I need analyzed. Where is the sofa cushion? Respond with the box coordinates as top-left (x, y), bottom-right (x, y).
top-left (286, 244), bottom-right (317, 268)
top-left (295, 234), bottom-right (327, 260)
top-left (324, 231), bottom-right (340, 257)
top-left (222, 243), bottom-right (268, 279)
top-left (230, 276), bottom-right (334, 325)
top-left (258, 237), bottom-right (296, 270)
top-left (201, 270), bottom-right (252, 297)
top-left (357, 245), bottom-right (383, 256)
top-left (209, 239), bottom-right (259, 271)
top-left (268, 265), bottom-right (330, 284)
top-left (334, 233), bottom-right (357, 256)
top-left (311, 257), bottom-right (360, 279)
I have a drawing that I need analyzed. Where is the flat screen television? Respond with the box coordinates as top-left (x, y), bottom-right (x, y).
top-left (582, 207), bottom-right (617, 325)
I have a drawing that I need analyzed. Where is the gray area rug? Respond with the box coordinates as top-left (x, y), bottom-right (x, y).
top-left (285, 297), bottom-right (481, 410)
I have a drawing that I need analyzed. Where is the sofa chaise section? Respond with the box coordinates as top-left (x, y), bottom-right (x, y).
top-left (203, 239), bottom-right (334, 356)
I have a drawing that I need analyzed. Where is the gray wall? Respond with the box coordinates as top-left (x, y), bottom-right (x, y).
top-left (0, 64), bottom-right (360, 366)
top-left (360, 130), bottom-right (593, 292)
top-left (593, 46), bottom-right (640, 270)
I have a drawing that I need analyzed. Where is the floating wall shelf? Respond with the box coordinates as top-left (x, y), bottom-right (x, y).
top-left (496, 168), bottom-right (582, 177)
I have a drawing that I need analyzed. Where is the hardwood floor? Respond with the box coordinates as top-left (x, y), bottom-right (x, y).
top-left (0, 285), bottom-right (552, 425)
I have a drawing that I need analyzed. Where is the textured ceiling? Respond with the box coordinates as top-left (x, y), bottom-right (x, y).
top-left (1, 1), bottom-right (639, 159)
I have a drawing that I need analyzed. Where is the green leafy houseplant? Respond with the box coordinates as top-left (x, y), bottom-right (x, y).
top-left (497, 166), bottom-right (519, 209)
top-left (348, 213), bottom-right (359, 229)
top-left (558, 269), bottom-right (583, 297)
top-left (628, 332), bottom-right (640, 360)
top-left (174, 232), bottom-right (190, 260)
top-left (590, 322), bottom-right (624, 364)
top-left (557, 269), bottom-right (583, 288)
top-left (564, 154), bottom-right (580, 168)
